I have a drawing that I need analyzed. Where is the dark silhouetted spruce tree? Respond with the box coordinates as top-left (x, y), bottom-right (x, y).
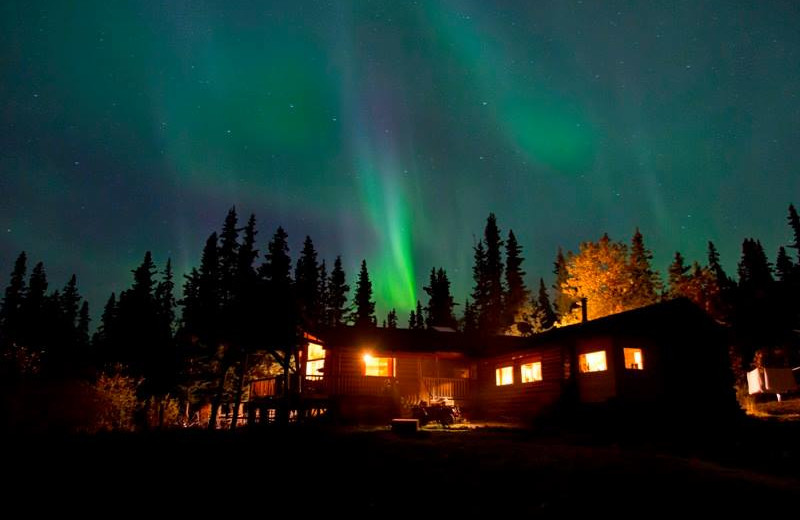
top-left (318, 260), bottom-right (329, 327)
top-left (234, 214), bottom-right (259, 345)
top-left (707, 241), bottom-right (728, 286)
top-left (628, 228), bottom-right (661, 307)
top-left (552, 248), bottom-right (573, 321)
top-left (408, 310), bottom-right (417, 330)
top-left (504, 230), bottom-right (528, 327)
top-left (218, 207), bottom-right (240, 309)
top-left (114, 252), bottom-right (160, 382)
top-left (49, 274), bottom-right (82, 374)
top-left (295, 236), bottom-right (321, 328)
top-left (470, 241), bottom-right (488, 331)
top-left (776, 246), bottom-right (793, 283)
top-left (197, 234), bottom-right (220, 339)
top-left (424, 267), bottom-right (456, 329)
top-left (327, 256), bottom-right (349, 327)
top-left (0, 251), bottom-right (27, 349)
top-left (788, 204), bottom-right (800, 261)
top-left (386, 308), bottom-right (398, 329)
top-left (350, 260), bottom-right (375, 328)
top-left (261, 226), bottom-right (295, 340)
top-left (93, 292), bottom-right (117, 357)
top-left (732, 238), bottom-right (776, 372)
top-left (155, 259), bottom-right (176, 334)
top-left (534, 278), bottom-right (556, 331)
top-left (414, 300), bottom-right (425, 329)
top-left (461, 299), bottom-right (478, 334)
top-left (667, 252), bottom-right (689, 298)
top-left (20, 261), bottom-right (48, 354)
top-left (77, 301), bottom-right (90, 351)
top-left (481, 214), bottom-right (504, 334)
top-left (737, 239), bottom-right (773, 290)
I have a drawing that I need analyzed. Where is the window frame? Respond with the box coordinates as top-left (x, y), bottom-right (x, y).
top-left (623, 347), bottom-right (644, 371)
top-left (495, 365), bottom-right (514, 386)
top-left (578, 350), bottom-right (608, 373)
top-left (363, 355), bottom-right (396, 377)
top-left (520, 360), bottom-right (543, 383)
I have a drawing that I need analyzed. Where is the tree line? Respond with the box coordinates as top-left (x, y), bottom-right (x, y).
top-left (1, 204), bottom-right (798, 430)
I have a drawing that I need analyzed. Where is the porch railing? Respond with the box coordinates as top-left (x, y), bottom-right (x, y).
top-left (249, 374), bottom-right (470, 399)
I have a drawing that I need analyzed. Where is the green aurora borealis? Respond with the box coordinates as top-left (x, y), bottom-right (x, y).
top-left (2, 1), bottom-right (799, 321)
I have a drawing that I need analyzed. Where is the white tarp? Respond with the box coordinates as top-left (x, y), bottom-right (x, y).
top-left (747, 368), bottom-right (764, 395)
top-left (747, 367), bottom-right (798, 394)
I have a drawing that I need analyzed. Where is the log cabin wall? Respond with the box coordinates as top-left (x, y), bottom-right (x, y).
top-left (575, 336), bottom-right (617, 403)
top-left (476, 343), bottom-right (565, 421)
top-left (322, 347), bottom-right (472, 420)
top-left (611, 336), bottom-right (662, 404)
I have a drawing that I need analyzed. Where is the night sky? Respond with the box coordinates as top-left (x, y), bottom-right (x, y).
top-left (2, 1), bottom-right (799, 322)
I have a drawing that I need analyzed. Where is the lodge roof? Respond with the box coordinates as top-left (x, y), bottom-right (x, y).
top-left (316, 298), bottom-right (720, 357)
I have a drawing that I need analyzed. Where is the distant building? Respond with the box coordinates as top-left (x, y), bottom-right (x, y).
top-left (245, 298), bottom-right (737, 425)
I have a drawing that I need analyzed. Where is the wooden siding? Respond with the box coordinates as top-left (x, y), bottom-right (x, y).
top-left (576, 336), bottom-right (616, 403)
top-left (476, 343), bottom-right (565, 421)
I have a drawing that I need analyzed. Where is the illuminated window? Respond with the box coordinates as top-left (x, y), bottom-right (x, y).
top-left (363, 354), bottom-right (395, 377)
top-left (495, 366), bottom-right (513, 386)
top-left (624, 348), bottom-right (644, 370)
top-left (305, 342), bottom-right (326, 376)
top-left (521, 362), bottom-right (543, 383)
top-left (579, 351), bottom-right (607, 373)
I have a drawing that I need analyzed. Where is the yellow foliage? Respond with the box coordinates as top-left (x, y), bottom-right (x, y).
top-left (91, 368), bottom-right (140, 432)
top-left (561, 235), bottom-right (634, 322)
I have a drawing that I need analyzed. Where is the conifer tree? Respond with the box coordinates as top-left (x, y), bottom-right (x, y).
top-left (350, 260), bottom-right (376, 328)
top-left (260, 226), bottom-right (296, 345)
top-left (21, 262), bottom-right (48, 351)
top-left (737, 238), bottom-right (773, 289)
top-left (155, 259), bottom-right (176, 335)
top-left (424, 267), bottom-right (456, 329)
top-left (504, 230), bottom-right (528, 327)
top-left (318, 260), bottom-right (329, 327)
top-left (327, 256), bottom-right (349, 327)
top-left (94, 292), bottom-right (117, 352)
top-left (462, 299), bottom-right (478, 334)
top-left (1, 251), bottom-right (27, 346)
top-left (775, 246), bottom-right (793, 283)
top-left (218, 207), bottom-right (239, 307)
top-left (415, 300), bottom-right (425, 329)
top-left (552, 248), bottom-right (573, 320)
top-left (234, 214), bottom-right (259, 344)
top-left (470, 240), bottom-right (487, 320)
top-left (295, 236), bottom-right (321, 328)
top-left (386, 308), bottom-right (398, 329)
top-left (707, 241), bottom-right (728, 286)
top-left (408, 310), bottom-right (417, 330)
top-left (628, 228), bottom-right (661, 307)
top-left (667, 252), bottom-right (689, 298)
top-left (481, 214), bottom-right (505, 334)
top-left (534, 278), bottom-right (556, 331)
top-left (77, 301), bottom-right (90, 349)
top-left (788, 204), bottom-right (800, 261)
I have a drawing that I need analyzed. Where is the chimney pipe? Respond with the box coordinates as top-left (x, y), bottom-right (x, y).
top-left (581, 297), bottom-right (588, 323)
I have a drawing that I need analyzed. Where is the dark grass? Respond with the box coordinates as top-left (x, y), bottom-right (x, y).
top-left (8, 416), bottom-right (800, 517)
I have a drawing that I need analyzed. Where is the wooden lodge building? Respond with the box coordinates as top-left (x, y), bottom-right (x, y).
top-left (243, 298), bottom-right (737, 425)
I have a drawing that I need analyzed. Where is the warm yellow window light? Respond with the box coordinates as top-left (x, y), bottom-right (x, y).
top-left (624, 348), bottom-right (644, 370)
top-left (521, 362), bottom-right (542, 383)
top-left (307, 342), bottom-right (325, 361)
top-left (495, 366), bottom-right (513, 386)
top-left (579, 350), bottom-right (607, 373)
top-left (363, 353), bottom-right (394, 377)
top-left (305, 342), bottom-right (326, 376)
